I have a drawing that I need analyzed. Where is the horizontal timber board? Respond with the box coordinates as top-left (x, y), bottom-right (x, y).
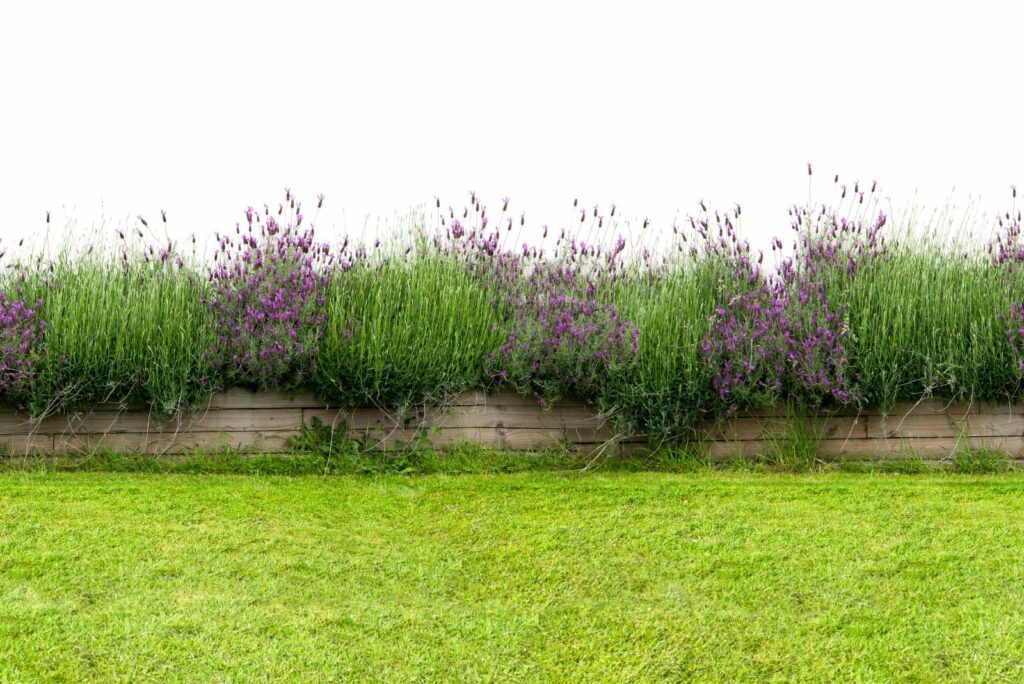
top-left (866, 412), bottom-right (1024, 439)
top-left (55, 431), bottom-right (300, 456)
top-left (305, 404), bottom-right (608, 432)
top-left (0, 408), bottom-right (305, 436)
top-left (205, 389), bottom-right (574, 410)
top-left (0, 434), bottom-right (54, 455)
top-left (735, 399), bottom-right (994, 419)
top-left (696, 415), bottom-right (867, 441)
top-left (350, 427), bottom-right (637, 451)
top-left (204, 389), bottom-right (322, 409)
top-left (449, 391), bottom-right (583, 408)
top-left (47, 427), bottom-right (634, 455)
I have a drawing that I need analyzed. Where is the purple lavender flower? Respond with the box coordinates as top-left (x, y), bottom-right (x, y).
top-left (0, 290), bottom-right (45, 399)
top-left (206, 191), bottom-right (335, 390)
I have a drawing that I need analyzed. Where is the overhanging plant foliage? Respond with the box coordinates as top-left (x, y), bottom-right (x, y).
top-left (1, 175), bottom-right (1023, 443)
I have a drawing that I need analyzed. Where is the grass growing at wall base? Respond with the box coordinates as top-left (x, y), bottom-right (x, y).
top-left (2, 441), bottom-right (1018, 475)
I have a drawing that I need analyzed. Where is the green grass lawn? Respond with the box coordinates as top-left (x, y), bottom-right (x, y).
top-left (3, 472), bottom-right (1024, 681)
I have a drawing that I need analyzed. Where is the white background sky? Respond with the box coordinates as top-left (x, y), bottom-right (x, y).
top-left (1, 0), bottom-right (1021, 253)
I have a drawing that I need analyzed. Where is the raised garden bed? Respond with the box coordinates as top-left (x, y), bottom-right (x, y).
top-left (3, 391), bottom-right (1022, 461)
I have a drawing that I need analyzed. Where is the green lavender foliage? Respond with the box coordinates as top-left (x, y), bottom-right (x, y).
top-left (2, 193), bottom-right (1024, 438)
top-left (604, 258), bottom-right (737, 439)
top-left (12, 255), bottom-right (214, 416)
top-left (824, 244), bottom-right (1024, 409)
top-left (315, 255), bottom-right (503, 409)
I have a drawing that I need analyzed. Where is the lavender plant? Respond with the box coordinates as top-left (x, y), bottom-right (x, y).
top-left (0, 286), bottom-right (45, 404)
top-left (12, 222), bottom-right (214, 416)
top-left (696, 194), bottom-right (862, 415)
top-left (315, 252), bottom-right (502, 409)
top-left (436, 196), bottom-right (640, 405)
top-left (0, 175), bottom-right (1021, 439)
top-left (205, 191), bottom-right (332, 391)
top-left (820, 181), bottom-right (1021, 408)
top-left (990, 188), bottom-right (1024, 395)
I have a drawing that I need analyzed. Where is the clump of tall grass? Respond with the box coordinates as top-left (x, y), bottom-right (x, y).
top-left (315, 251), bottom-right (502, 409)
top-left (607, 256), bottom-right (730, 439)
top-left (824, 189), bottom-right (1024, 409)
top-left (12, 228), bottom-right (213, 416)
top-left (834, 249), bottom-right (1023, 408)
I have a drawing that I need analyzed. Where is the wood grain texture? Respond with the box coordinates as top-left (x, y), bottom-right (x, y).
top-left (867, 412), bottom-right (1024, 440)
top-left (204, 388), bottom-right (323, 409)
top-left (348, 426), bottom-right (622, 451)
top-left (449, 391), bottom-right (573, 408)
top-left (56, 430), bottom-right (299, 455)
top-left (305, 404), bottom-right (608, 432)
top-left (0, 434), bottom-right (54, 455)
top-left (697, 415), bottom-right (867, 441)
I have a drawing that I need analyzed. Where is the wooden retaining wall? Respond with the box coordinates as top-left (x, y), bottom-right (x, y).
top-left (1, 390), bottom-right (1023, 460)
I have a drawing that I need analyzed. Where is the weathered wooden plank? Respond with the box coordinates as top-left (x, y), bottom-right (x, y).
top-left (204, 388), bottom-right (323, 409)
top-left (867, 412), bottom-right (1024, 439)
top-left (56, 430), bottom-right (300, 455)
top-left (348, 426), bottom-right (622, 451)
top-left (450, 390), bottom-right (584, 408)
top-left (866, 413), bottom-right (957, 439)
top-left (71, 408), bottom-right (302, 435)
top-left (954, 401), bottom-right (1023, 416)
top-left (962, 414), bottom-right (1024, 437)
top-left (500, 427), bottom-right (616, 449)
top-left (0, 433), bottom-right (54, 455)
top-left (878, 400), bottom-right (978, 418)
top-left (0, 412), bottom-right (62, 435)
top-left (1, 408), bottom-right (304, 436)
top-left (739, 399), bottom-right (979, 419)
top-left (305, 404), bottom-right (608, 432)
top-left (196, 388), bottom-right (587, 410)
top-left (829, 435), bottom-right (1024, 458)
top-left (698, 415), bottom-right (866, 441)
top-left (1, 390), bottom-right (327, 415)
top-left (351, 427), bottom-right (502, 450)
top-left (1, 389), bottom-right (1022, 457)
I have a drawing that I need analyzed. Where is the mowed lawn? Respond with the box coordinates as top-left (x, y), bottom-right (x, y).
top-left (3, 473), bottom-right (1024, 682)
